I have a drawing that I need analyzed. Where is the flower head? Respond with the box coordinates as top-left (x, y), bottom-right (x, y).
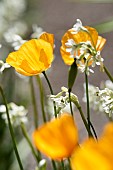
top-left (6, 32), bottom-right (54, 76)
top-left (32, 113), bottom-right (78, 160)
top-left (0, 102), bottom-right (28, 127)
top-left (60, 19), bottom-right (106, 74)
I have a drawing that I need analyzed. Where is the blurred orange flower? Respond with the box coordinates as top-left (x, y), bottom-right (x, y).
top-left (33, 113), bottom-right (78, 160)
top-left (60, 26), bottom-right (106, 66)
top-left (71, 122), bottom-right (113, 170)
top-left (6, 32), bottom-right (54, 76)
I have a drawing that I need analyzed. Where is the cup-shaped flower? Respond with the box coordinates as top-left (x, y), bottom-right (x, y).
top-left (71, 122), bottom-right (113, 170)
top-left (32, 113), bottom-right (78, 160)
top-left (60, 20), bottom-right (106, 75)
top-left (60, 25), bottom-right (106, 66)
top-left (6, 32), bottom-right (54, 76)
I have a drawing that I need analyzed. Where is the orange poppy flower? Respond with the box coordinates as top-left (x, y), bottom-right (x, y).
top-left (32, 113), bottom-right (78, 160)
top-left (60, 26), bottom-right (106, 66)
top-left (6, 32), bottom-right (54, 76)
top-left (71, 122), bottom-right (113, 170)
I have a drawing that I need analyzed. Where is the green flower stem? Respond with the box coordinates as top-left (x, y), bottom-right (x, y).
top-left (72, 99), bottom-right (93, 137)
top-left (30, 77), bottom-right (38, 128)
top-left (68, 89), bottom-right (74, 116)
top-left (61, 160), bottom-right (65, 170)
top-left (43, 71), bottom-right (57, 118)
top-left (0, 86), bottom-right (24, 170)
top-left (36, 75), bottom-right (46, 123)
top-left (20, 122), bottom-right (40, 163)
top-left (104, 65), bottom-right (113, 83)
top-left (51, 160), bottom-right (57, 170)
top-left (85, 72), bottom-right (91, 137)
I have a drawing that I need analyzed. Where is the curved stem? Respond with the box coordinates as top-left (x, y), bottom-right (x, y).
top-left (85, 73), bottom-right (91, 137)
top-left (72, 100), bottom-right (93, 137)
top-left (0, 86), bottom-right (24, 170)
top-left (36, 76), bottom-right (46, 122)
top-left (21, 122), bottom-right (40, 163)
top-left (43, 71), bottom-right (57, 118)
top-left (30, 77), bottom-right (38, 128)
top-left (104, 65), bottom-right (113, 83)
top-left (68, 89), bottom-right (73, 116)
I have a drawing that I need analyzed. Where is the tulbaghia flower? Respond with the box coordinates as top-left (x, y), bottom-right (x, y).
top-left (71, 122), bottom-right (113, 170)
top-left (0, 60), bottom-right (11, 73)
top-left (31, 25), bottom-right (44, 39)
top-left (71, 19), bottom-right (88, 34)
top-left (96, 88), bottom-right (113, 117)
top-left (6, 32), bottom-right (54, 76)
top-left (60, 19), bottom-right (106, 74)
top-left (33, 113), bottom-right (78, 160)
top-left (49, 86), bottom-right (78, 113)
top-left (0, 102), bottom-right (28, 126)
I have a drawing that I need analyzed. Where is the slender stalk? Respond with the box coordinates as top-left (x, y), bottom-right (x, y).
top-left (51, 160), bottom-right (57, 170)
top-left (36, 75), bottom-right (46, 122)
top-left (0, 86), bottom-right (24, 170)
top-left (68, 89), bottom-right (73, 116)
top-left (43, 71), bottom-right (57, 118)
top-left (104, 65), bottom-right (113, 83)
top-left (61, 160), bottom-right (65, 170)
top-left (30, 77), bottom-right (38, 128)
top-left (21, 122), bottom-right (40, 163)
top-left (72, 100), bottom-right (93, 137)
top-left (85, 72), bottom-right (91, 137)
top-left (85, 73), bottom-right (98, 138)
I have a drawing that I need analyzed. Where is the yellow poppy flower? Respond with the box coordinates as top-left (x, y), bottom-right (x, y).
top-left (6, 32), bottom-right (54, 76)
top-left (32, 113), bottom-right (78, 160)
top-left (60, 26), bottom-right (106, 66)
top-left (71, 122), bottom-right (113, 170)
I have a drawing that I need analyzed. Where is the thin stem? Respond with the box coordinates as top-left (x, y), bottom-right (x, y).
top-left (89, 121), bottom-right (98, 139)
top-left (85, 72), bottom-right (91, 137)
top-left (68, 89), bottom-right (73, 116)
top-left (21, 122), bottom-right (40, 163)
top-left (0, 86), bottom-right (24, 170)
top-left (104, 65), bottom-right (113, 83)
top-left (51, 160), bottom-right (57, 170)
top-left (72, 100), bottom-right (93, 137)
top-left (85, 73), bottom-right (98, 138)
top-left (61, 160), bottom-right (65, 170)
top-left (36, 75), bottom-right (46, 122)
top-left (30, 77), bottom-right (38, 128)
top-left (43, 71), bottom-right (57, 118)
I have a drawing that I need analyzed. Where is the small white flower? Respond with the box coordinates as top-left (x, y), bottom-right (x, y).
top-left (31, 25), bottom-right (44, 39)
top-left (71, 19), bottom-right (88, 34)
top-left (49, 87), bottom-right (78, 114)
top-left (0, 60), bottom-right (11, 73)
top-left (0, 102), bottom-right (28, 126)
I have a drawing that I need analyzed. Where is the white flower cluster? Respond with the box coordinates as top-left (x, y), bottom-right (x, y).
top-left (83, 80), bottom-right (113, 118)
top-left (0, 0), bottom-right (27, 38)
top-left (96, 87), bottom-right (113, 117)
top-left (49, 87), bottom-right (78, 114)
top-left (65, 19), bottom-right (104, 75)
top-left (0, 102), bottom-right (28, 126)
top-left (4, 24), bottom-right (44, 51)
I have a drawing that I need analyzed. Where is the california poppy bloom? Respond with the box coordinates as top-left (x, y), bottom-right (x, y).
top-left (33, 113), bottom-right (78, 160)
top-left (71, 122), bottom-right (113, 170)
top-left (6, 32), bottom-right (54, 76)
top-left (60, 20), bottom-right (106, 74)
